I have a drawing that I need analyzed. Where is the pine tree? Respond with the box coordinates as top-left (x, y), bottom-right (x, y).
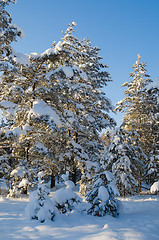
top-left (0, 119), bottom-right (20, 191)
top-left (25, 171), bottom-right (56, 222)
top-left (0, 0), bottom-right (28, 188)
top-left (49, 23), bottom-right (116, 191)
top-left (0, 21), bottom-right (116, 193)
top-left (0, 34), bottom-right (88, 183)
top-left (85, 171), bottom-right (119, 217)
top-left (103, 127), bottom-right (143, 196)
top-left (144, 79), bottom-right (159, 183)
top-left (116, 54), bottom-right (152, 156)
top-left (0, 0), bottom-right (23, 66)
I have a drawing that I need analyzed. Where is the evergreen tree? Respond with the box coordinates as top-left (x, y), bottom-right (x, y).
top-left (25, 171), bottom-right (56, 222)
top-left (0, 33), bottom-right (88, 184)
top-left (116, 54), bottom-right (152, 156)
top-left (0, 0), bottom-right (28, 188)
top-left (85, 171), bottom-right (119, 217)
top-left (103, 127), bottom-right (143, 196)
top-left (144, 79), bottom-right (159, 183)
top-left (0, 0), bottom-right (23, 66)
top-left (0, 120), bottom-right (19, 191)
top-left (0, 21), bottom-right (115, 193)
top-left (50, 23), bottom-right (116, 191)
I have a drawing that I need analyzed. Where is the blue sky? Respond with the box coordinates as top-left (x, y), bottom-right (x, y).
top-left (7, 0), bottom-right (159, 126)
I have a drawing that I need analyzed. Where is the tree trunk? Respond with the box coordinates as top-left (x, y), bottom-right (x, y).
top-left (50, 174), bottom-right (55, 188)
top-left (71, 167), bottom-right (77, 185)
top-left (138, 169), bottom-right (142, 192)
top-left (6, 173), bottom-right (10, 193)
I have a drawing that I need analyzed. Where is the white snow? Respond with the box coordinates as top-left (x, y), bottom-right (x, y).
top-left (11, 24), bottom-right (25, 39)
top-left (18, 178), bottom-right (29, 188)
top-left (35, 142), bottom-right (48, 153)
top-left (0, 193), bottom-right (159, 239)
top-left (54, 66), bottom-right (74, 78)
top-left (65, 180), bottom-right (75, 190)
top-left (98, 186), bottom-right (109, 202)
top-left (11, 126), bottom-right (21, 136)
top-left (10, 166), bottom-right (29, 178)
top-left (150, 180), bottom-right (159, 194)
top-left (52, 181), bottom-right (77, 206)
top-left (61, 66), bottom-right (74, 78)
top-left (25, 183), bottom-right (55, 222)
top-left (29, 42), bottom-right (62, 59)
top-left (41, 47), bottom-right (55, 57)
top-left (38, 171), bottom-right (45, 181)
top-left (11, 51), bottom-right (30, 65)
top-left (72, 21), bottom-right (77, 26)
top-left (54, 41), bottom-right (62, 53)
top-left (29, 52), bottom-right (40, 59)
top-left (61, 171), bottom-right (69, 182)
top-left (28, 99), bottom-right (62, 127)
top-left (73, 66), bottom-right (88, 80)
top-left (22, 124), bottom-right (31, 135)
top-left (0, 100), bottom-right (17, 115)
top-left (0, 100), bottom-right (16, 109)
top-left (86, 160), bottom-right (100, 172)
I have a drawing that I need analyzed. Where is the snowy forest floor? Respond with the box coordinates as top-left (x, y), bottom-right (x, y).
top-left (0, 188), bottom-right (159, 240)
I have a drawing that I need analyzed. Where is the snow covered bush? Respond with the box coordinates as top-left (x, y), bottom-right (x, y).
top-left (52, 180), bottom-right (81, 214)
top-left (86, 171), bottom-right (119, 217)
top-left (150, 181), bottom-right (159, 194)
top-left (9, 166), bottom-right (30, 196)
top-left (25, 172), bottom-right (56, 223)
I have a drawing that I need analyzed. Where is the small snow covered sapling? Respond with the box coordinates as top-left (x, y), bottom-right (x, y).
top-left (86, 171), bottom-right (119, 217)
top-left (25, 171), bottom-right (56, 223)
top-left (8, 166), bottom-right (30, 197)
top-left (52, 180), bottom-right (81, 214)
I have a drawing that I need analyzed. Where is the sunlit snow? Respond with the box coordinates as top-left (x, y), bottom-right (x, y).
top-left (0, 191), bottom-right (159, 240)
top-left (28, 99), bottom-right (62, 127)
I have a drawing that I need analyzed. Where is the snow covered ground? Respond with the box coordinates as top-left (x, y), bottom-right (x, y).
top-left (0, 192), bottom-right (159, 240)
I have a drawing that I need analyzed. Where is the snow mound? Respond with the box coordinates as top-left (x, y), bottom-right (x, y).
top-left (52, 180), bottom-right (81, 214)
top-left (98, 186), bottom-right (109, 202)
top-left (150, 181), bottom-right (159, 194)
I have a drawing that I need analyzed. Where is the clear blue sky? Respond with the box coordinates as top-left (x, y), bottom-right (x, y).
top-left (7, 0), bottom-right (159, 126)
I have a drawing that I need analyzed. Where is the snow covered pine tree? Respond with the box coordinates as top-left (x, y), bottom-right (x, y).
top-left (47, 22), bottom-right (116, 192)
top-left (103, 127), bottom-right (143, 196)
top-left (25, 171), bottom-right (56, 222)
top-left (0, 0), bottom-right (27, 191)
top-left (86, 171), bottom-right (119, 217)
top-left (144, 79), bottom-right (159, 184)
top-left (116, 54), bottom-right (152, 156)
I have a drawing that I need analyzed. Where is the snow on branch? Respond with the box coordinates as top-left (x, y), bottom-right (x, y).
top-left (28, 99), bottom-right (62, 127)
